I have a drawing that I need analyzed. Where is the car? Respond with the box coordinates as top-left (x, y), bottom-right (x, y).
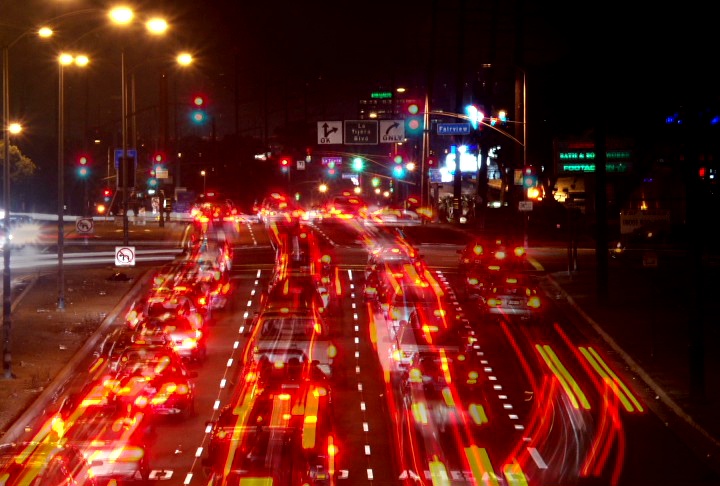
top-left (263, 275), bottom-right (330, 317)
top-left (109, 344), bottom-right (197, 418)
top-left (0, 441), bottom-right (98, 486)
top-left (403, 348), bottom-right (482, 392)
top-left (53, 403), bottom-right (154, 483)
top-left (143, 288), bottom-right (205, 328)
top-left (457, 263), bottom-right (506, 301)
top-left (373, 263), bottom-right (445, 335)
top-left (243, 306), bottom-right (336, 379)
top-left (390, 304), bottom-right (469, 372)
top-left (203, 375), bottom-right (336, 484)
top-left (476, 273), bottom-right (543, 323)
top-left (133, 313), bottom-right (207, 363)
top-left (457, 236), bottom-right (527, 275)
top-left (94, 325), bottom-right (139, 372)
top-left (324, 194), bottom-right (368, 220)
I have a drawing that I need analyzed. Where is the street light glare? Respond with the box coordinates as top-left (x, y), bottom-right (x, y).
top-left (109, 6), bottom-right (134, 25)
top-left (58, 53), bottom-right (74, 66)
top-left (177, 52), bottom-right (193, 66)
top-left (75, 55), bottom-right (89, 67)
top-left (8, 123), bottom-right (22, 135)
top-left (146, 18), bottom-right (168, 34)
top-left (37, 27), bottom-right (53, 38)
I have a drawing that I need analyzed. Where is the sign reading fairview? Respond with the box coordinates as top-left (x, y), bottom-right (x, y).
top-left (344, 121), bottom-right (378, 145)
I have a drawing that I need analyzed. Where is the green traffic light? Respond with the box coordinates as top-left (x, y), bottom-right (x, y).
top-left (191, 110), bottom-right (207, 124)
top-left (352, 157), bottom-right (364, 171)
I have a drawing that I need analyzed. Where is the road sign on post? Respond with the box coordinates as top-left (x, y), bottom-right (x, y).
top-left (344, 120), bottom-right (378, 145)
top-left (317, 121), bottom-right (343, 144)
top-left (379, 120), bottom-right (405, 143)
top-left (437, 123), bottom-right (471, 135)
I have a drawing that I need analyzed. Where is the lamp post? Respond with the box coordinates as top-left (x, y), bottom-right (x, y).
top-left (108, 7), bottom-right (168, 246)
top-left (2, 121), bottom-right (21, 380)
top-left (200, 170), bottom-right (206, 195)
top-left (57, 52), bottom-right (89, 310)
top-left (3, 26), bottom-right (53, 379)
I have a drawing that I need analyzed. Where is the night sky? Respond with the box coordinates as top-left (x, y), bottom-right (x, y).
top-left (2, 0), bottom-right (717, 209)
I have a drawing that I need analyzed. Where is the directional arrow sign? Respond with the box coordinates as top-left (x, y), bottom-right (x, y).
top-left (317, 121), bottom-right (342, 144)
top-left (380, 120), bottom-right (405, 143)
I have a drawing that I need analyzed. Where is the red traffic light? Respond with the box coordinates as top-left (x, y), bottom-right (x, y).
top-left (78, 155), bottom-right (89, 165)
top-left (152, 152), bottom-right (165, 163)
top-left (279, 157), bottom-right (290, 166)
top-left (192, 94), bottom-right (206, 107)
top-left (103, 188), bottom-right (112, 197)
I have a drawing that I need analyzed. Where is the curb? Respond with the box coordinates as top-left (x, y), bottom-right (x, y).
top-left (0, 268), bottom-right (153, 444)
top-left (536, 262), bottom-right (720, 452)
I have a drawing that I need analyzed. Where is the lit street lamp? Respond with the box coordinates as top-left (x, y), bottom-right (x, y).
top-left (3, 26), bottom-right (53, 379)
top-left (57, 52), bottom-right (89, 310)
top-left (109, 6), bottom-right (168, 246)
top-left (200, 170), bottom-right (206, 195)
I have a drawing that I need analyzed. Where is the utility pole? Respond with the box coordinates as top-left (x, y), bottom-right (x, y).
top-left (452, 0), bottom-right (467, 221)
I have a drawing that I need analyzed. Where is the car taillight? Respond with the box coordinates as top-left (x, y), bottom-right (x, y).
top-left (513, 247), bottom-right (526, 257)
top-left (110, 446), bottom-right (145, 463)
top-left (487, 297), bottom-right (501, 307)
top-left (495, 251), bottom-right (506, 260)
top-left (408, 367), bottom-right (422, 383)
top-left (527, 296), bottom-right (541, 309)
top-left (181, 338), bottom-right (198, 349)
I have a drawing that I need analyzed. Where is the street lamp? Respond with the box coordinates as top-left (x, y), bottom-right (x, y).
top-left (109, 6), bottom-right (168, 246)
top-left (200, 170), bottom-right (206, 195)
top-left (3, 26), bottom-right (53, 379)
top-left (129, 51), bottom-right (193, 228)
top-left (57, 52), bottom-right (89, 311)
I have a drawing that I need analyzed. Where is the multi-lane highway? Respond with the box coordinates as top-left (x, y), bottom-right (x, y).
top-left (4, 217), bottom-right (719, 485)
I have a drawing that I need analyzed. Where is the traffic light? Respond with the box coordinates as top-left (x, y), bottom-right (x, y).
top-left (352, 157), bottom-right (364, 172)
top-left (190, 94), bottom-right (207, 124)
top-left (279, 156), bottom-right (291, 173)
top-left (522, 166), bottom-right (538, 189)
top-left (392, 164), bottom-right (405, 178)
top-left (102, 188), bottom-right (112, 202)
top-left (326, 161), bottom-right (337, 176)
top-left (152, 151), bottom-right (165, 164)
top-left (402, 98), bottom-right (424, 137)
top-left (77, 154), bottom-right (90, 178)
top-left (465, 104), bottom-right (484, 130)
